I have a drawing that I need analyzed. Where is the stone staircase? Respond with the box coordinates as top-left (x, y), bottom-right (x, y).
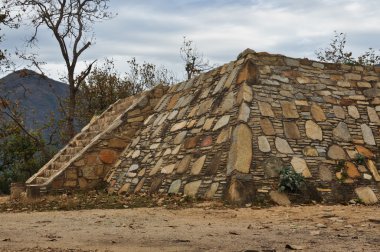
top-left (26, 96), bottom-right (136, 196)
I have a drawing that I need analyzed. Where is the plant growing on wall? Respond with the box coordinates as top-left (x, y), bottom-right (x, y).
top-left (278, 166), bottom-right (305, 193)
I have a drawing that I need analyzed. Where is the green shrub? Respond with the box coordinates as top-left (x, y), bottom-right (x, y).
top-left (354, 153), bottom-right (365, 165)
top-left (278, 166), bottom-right (305, 193)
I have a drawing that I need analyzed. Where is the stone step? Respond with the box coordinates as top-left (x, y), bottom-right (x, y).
top-left (35, 177), bottom-right (48, 184)
top-left (43, 169), bottom-right (59, 177)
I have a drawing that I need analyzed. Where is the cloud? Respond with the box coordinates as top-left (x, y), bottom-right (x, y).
top-left (2, 0), bottom-right (380, 80)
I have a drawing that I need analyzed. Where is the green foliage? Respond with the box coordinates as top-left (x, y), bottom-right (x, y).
top-left (354, 153), bottom-right (366, 165)
top-left (278, 166), bottom-right (305, 193)
top-left (315, 31), bottom-right (380, 66)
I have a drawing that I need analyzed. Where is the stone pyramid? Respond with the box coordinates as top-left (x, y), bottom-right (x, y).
top-left (27, 49), bottom-right (380, 205)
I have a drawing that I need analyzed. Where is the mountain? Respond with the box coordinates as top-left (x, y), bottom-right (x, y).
top-left (0, 69), bottom-right (69, 137)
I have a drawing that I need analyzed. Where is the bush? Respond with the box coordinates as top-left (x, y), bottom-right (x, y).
top-left (278, 166), bottom-right (305, 193)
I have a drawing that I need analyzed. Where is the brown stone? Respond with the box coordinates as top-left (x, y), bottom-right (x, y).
top-left (319, 165), bottom-right (332, 181)
top-left (213, 115), bottom-right (230, 131)
top-left (149, 177), bottom-right (163, 194)
top-left (201, 136), bottom-right (213, 147)
top-left (64, 180), bottom-right (77, 188)
top-left (355, 187), bottom-right (378, 205)
top-left (191, 155), bottom-right (206, 175)
top-left (236, 60), bottom-right (257, 85)
top-left (345, 162), bottom-right (360, 178)
top-left (118, 183), bottom-right (131, 195)
top-left (333, 106), bottom-right (346, 119)
top-left (366, 160), bottom-right (380, 182)
top-left (109, 138), bottom-right (127, 148)
top-left (78, 178), bottom-right (88, 189)
top-left (275, 137), bottom-right (293, 154)
top-left (327, 145), bottom-right (347, 160)
top-left (184, 136), bottom-right (200, 149)
top-left (291, 157), bottom-right (312, 178)
top-left (269, 191), bottom-right (291, 206)
top-left (303, 146), bottom-right (319, 157)
top-left (219, 92), bottom-right (235, 113)
top-left (205, 153), bottom-right (222, 175)
top-left (216, 127), bottom-right (231, 144)
top-left (258, 101), bottom-right (275, 117)
top-left (348, 106), bottom-right (360, 119)
top-left (311, 104), bottom-right (326, 121)
top-left (305, 120), bottom-right (322, 141)
top-left (184, 180), bottom-right (202, 197)
top-left (205, 182), bottom-right (219, 199)
top-left (176, 155), bottom-right (192, 174)
top-left (99, 150), bottom-right (117, 164)
top-left (361, 124), bottom-right (376, 146)
top-left (281, 101), bottom-right (299, 118)
top-left (166, 93), bottom-right (181, 110)
top-left (66, 169), bottom-right (77, 180)
top-left (203, 118), bottom-right (215, 130)
top-left (197, 99), bottom-right (214, 116)
top-left (149, 158), bottom-right (163, 176)
top-left (161, 164), bottom-right (176, 174)
top-left (283, 121), bottom-right (300, 139)
top-left (134, 177), bottom-right (146, 193)
top-left (260, 118), bottom-right (275, 135)
top-left (237, 82), bottom-right (253, 104)
top-left (86, 153), bottom-right (101, 165)
top-left (355, 145), bottom-right (375, 159)
top-left (367, 107), bottom-right (380, 124)
top-left (227, 124), bottom-right (252, 175)
top-left (174, 131), bottom-right (187, 144)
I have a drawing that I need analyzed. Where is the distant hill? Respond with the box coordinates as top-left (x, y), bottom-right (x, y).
top-left (0, 69), bottom-right (69, 138)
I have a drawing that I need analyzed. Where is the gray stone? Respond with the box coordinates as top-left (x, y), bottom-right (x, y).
top-left (258, 101), bottom-right (275, 117)
top-left (327, 145), bottom-right (347, 160)
top-left (355, 187), bottom-right (378, 205)
top-left (333, 122), bottom-right (352, 142)
top-left (361, 124), bottom-right (376, 145)
top-left (197, 99), bottom-right (214, 116)
top-left (227, 124), bottom-right (252, 175)
top-left (258, 136), bottom-right (271, 152)
top-left (269, 191), bottom-right (291, 206)
top-left (149, 158), bottom-right (163, 176)
top-left (191, 155), bottom-right (207, 175)
top-left (348, 106), bottom-right (360, 119)
top-left (275, 137), bottom-right (293, 154)
top-left (263, 157), bottom-right (283, 178)
top-left (213, 115), bottom-right (231, 131)
top-left (168, 179), bottom-right (181, 194)
top-left (184, 180), bottom-right (202, 197)
top-left (291, 157), bottom-right (312, 178)
top-left (237, 82), bottom-right (253, 104)
top-left (305, 120), bottom-right (323, 141)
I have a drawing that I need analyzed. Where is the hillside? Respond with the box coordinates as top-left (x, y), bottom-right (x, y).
top-left (0, 69), bottom-right (69, 136)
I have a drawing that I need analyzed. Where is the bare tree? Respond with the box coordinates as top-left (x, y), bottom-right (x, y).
top-left (5, 0), bottom-right (114, 140)
top-left (315, 31), bottom-right (380, 66)
top-left (180, 36), bottom-right (211, 80)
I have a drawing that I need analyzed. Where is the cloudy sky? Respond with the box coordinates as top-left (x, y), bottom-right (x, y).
top-left (2, 0), bottom-right (380, 81)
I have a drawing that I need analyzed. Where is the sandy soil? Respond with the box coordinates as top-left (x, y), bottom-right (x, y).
top-left (0, 204), bottom-right (379, 252)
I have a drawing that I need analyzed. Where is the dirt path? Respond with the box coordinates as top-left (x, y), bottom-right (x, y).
top-left (0, 205), bottom-right (379, 252)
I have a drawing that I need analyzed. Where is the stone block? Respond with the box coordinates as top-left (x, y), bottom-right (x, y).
top-left (227, 124), bottom-right (252, 175)
top-left (355, 187), bottom-right (378, 205)
top-left (184, 180), bottom-right (202, 197)
top-left (269, 191), bottom-right (291, 206)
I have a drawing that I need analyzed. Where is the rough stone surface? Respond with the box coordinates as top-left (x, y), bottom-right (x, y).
top-left (327, 145), bottom-right (347, 160)
top-left (260, 118), bottom-right (275, 135)
top-left (305, 120), bottom-right (323, 141)
top-left (291, 157), bottom-right (312, 178)
top-left (176, 155), bottom-right (192, 174)
top-left (348, 106), bottom-right (360, 119)
top-left (281, 101), bottom-right (299, 118)
top-left (263, 157), bottom-right (283, 178)
top-left (258, 102), bottom-right (275, 117)
top-left (258, 136), bottom-right (271, 152)
top-left (99, 150), bottom-right (117, 164)
top-left (333, 122), bottom-right (352, 142)
top-left (168, 179), bottom-right (181, 194)
top-left (311, 104), bottom-right (326, 121)
top-left (319, 165), bottom-right (332, 181)
top-left (191, 155), bottom-right (207, 175)
top-left (283, 121), bottom-right (301, 139)
top-left (184, 180), bottom-right (202, 197)
top-left (269, 191), bottom-right (291, 206)
top-left (355, 187), bottom-right (378, 205)
top-left (213, 115), bottom-right (231, 131)
top-left (361, 124), bottom-right (376, 145)
top-left (227, 124), bottom-right (252, 175)
top-left (275, 137), bottom-right (293, 154)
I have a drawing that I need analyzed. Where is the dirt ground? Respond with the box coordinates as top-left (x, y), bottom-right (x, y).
top-left (0, 201), bottom-right (379, 252)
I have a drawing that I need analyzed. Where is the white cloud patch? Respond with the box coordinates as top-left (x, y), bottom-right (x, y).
top-left (2, 0), bottom-right (380, 80)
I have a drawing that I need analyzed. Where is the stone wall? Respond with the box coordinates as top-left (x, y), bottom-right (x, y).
top-left (27, 85), bottom-right (167, 196)
top-left (107, 49), bottom-right (380, 205)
